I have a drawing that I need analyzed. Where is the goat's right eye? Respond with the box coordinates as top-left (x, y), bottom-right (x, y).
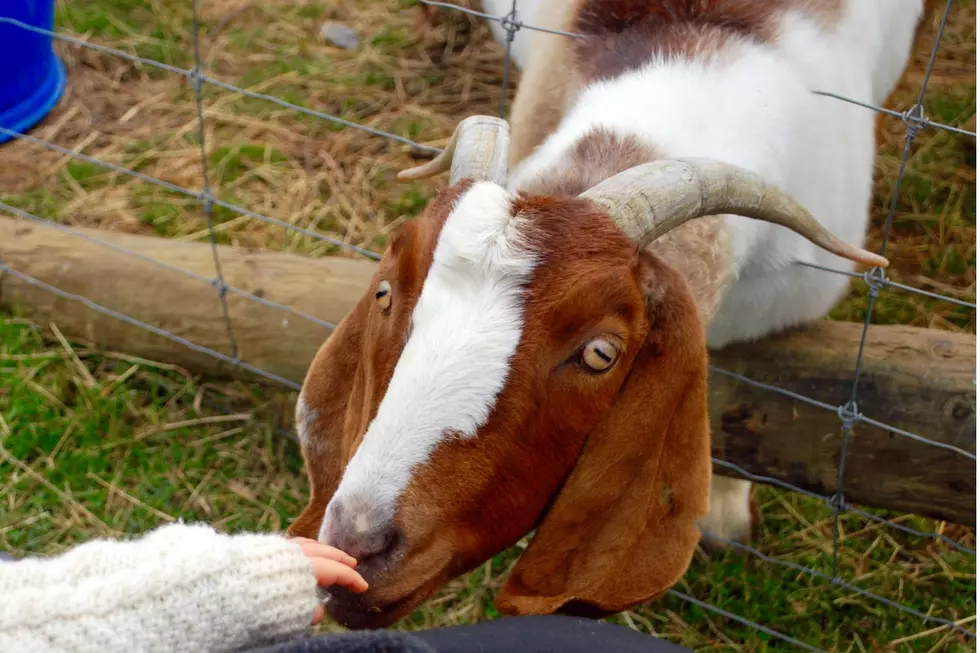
top-left (581, 338), bottom-right (619, 373)
top-left (376, 280), bottom-right (392, 311)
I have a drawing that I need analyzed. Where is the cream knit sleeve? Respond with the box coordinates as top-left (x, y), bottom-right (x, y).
top-left (0, 522), bottom-right (320, 653)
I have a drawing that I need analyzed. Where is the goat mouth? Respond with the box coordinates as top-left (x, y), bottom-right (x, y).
top-left (324, 572), bottom-right (448, 629)
top-left (329, 594), bottom-right (420, 629)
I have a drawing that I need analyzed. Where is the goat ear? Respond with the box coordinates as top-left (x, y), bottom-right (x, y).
top-left (287, 290), bottom-right (373, 539)
top-left (496, 251), bottom-right (711, 616)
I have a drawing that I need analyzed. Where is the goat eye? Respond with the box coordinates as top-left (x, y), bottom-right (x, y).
top-left (375, 280), bottom-right (392, 311)
top-left (581, 338), bottom-right (619, 372)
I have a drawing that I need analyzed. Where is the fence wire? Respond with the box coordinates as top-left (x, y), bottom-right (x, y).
top-left (0, 1), bottom-right (975, 649)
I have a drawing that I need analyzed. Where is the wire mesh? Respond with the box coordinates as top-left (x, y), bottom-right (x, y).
top-left (0, 1), bottom-right (975, 649)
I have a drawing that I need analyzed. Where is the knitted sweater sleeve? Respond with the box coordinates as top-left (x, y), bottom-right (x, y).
top-left (0, 522), bottom-right (319, 653)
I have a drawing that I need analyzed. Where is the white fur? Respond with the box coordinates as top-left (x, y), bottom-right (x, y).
top-left (295, 391), bottom-right (320, 452)
top-left (698, 475), bottom-right (754, 545)
top-left (319, 183), bottom-right (538, 540)
top-left (501, 0), bottom-right (923, 541)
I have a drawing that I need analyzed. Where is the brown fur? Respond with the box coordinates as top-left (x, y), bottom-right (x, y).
top-left (647, 216), bottom-right (734, 324)
top-left (492, 212), bottom-right (712, 615)
top-left (572, 0), bottom-right (842, 80)
top-left (289, 185), bottom-right (711, 628)
top-left (518, 128), bottom-right (735, 323)
top-left (518, 128), bottom-right (660, 198)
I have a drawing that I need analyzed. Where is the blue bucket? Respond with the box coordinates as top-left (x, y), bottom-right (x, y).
top-left (0, 2), bottom-right (67, 145)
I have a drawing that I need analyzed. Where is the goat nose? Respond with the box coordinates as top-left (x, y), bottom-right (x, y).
top-left (324, 499), bottom-right (398, 562)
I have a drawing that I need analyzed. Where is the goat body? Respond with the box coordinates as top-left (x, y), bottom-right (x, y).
top-left (482, 0), bottom-right (924, 542)
top-left (498, 0), bottom-right (922, 341)
top-left (289, 0), bottom-right (927, 628)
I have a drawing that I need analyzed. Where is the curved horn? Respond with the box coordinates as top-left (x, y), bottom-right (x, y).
top-left (580, 158), bottom-right (889, 268)
top-left (397, 115), bottom-right (510, 187)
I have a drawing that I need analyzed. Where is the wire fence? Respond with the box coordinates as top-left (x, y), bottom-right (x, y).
top-left (0, 0), bottom-right (975, 649)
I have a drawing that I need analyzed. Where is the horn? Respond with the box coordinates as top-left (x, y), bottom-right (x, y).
top-left (579, 158), bottom-right (889, 268)
top-left (397, 115), bottom-right (510, 187)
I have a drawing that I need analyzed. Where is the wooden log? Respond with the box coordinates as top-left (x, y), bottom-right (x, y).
top-left (0, 218), bottom-right (378, 386)
top-left (1, 217), bottom-right (974, 524)
top-left (709, 323), bottom-right (975, 526)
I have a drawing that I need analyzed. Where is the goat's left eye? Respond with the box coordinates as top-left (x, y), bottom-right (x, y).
top-left (581, 338), bottom-right (619, 373)
top-left (376, 280), bottom-right (392, 311)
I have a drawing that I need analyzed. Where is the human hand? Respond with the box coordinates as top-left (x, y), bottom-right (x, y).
top-left (290, 537), bottom-right (369, 625)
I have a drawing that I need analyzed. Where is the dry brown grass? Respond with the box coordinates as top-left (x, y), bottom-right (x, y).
top-left (3, 2), bottom-right (971, 308)
top-left (1, 0), bottom-right (506, 254)
top-left (0, 0), bottom-right (975, 651)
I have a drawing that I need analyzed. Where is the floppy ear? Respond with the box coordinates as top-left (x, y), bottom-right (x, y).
top-left (496, 251), bottom-right (712, 616)
top-left (287, 290), bottom-right (374, 539)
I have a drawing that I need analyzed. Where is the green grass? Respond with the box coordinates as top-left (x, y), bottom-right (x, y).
top-left (56, 0), bottom-right (155, 39)
top-left (209, 143), bottom-right (289, 185)
top-left (0, 317), bottom-right (306, 549)
top-left (828, 80), bottom-right (977, 332)
top-left (56, 0), bottom-right (194, 70)
top-left (1, 304), bottom-right (975, 653)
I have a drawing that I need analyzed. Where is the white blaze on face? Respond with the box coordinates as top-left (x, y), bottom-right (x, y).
top-left (319, 182), bottom-right (538, 540)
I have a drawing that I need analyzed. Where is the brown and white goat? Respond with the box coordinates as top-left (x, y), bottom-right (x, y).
top-left (289, 0), bottom-right (923, 630)
top-left (484, 0), bottom-right (928, 545)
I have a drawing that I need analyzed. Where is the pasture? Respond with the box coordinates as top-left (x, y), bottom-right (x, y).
top-left (0, 0), bottom-right (975, 650)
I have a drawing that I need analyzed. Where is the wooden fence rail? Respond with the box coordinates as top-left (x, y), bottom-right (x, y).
top-left (2, 218), bottom-right (974, 525)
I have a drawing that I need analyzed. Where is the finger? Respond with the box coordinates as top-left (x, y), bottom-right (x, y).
top-left (311, 604), bottom-right (325, 626)
top-left (295, 539), bottom-right (358, 567)
top-left (310, 558), bottom-right (370, 594)
top-left (313, 558), bottom-right (368, 594)
top-left (292, 537), bottom-right (358, 567)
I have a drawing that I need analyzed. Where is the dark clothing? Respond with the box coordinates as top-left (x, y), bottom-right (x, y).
top-left (248, 615), bottom-right (692, 653)
top-left (248, 630), bottom-right (433, 653)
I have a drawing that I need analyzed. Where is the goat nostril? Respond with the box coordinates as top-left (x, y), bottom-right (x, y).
top-left (337, 525), bottom-right (399, 564)
top-left (323, 498), bottom-right (400, 563)
top-left (364, 527), bottom-right (399, 564)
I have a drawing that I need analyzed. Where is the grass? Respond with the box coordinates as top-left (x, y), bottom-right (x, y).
top-left (2, 317), bottom-right (975, 651)
top-left (0, 0), bottom-right (976, 651)
top-left (0, 317), bottom-right (976, 651)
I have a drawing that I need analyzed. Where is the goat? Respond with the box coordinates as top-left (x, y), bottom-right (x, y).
top-left (480, 0), bottom-right (929, 546)
top-left (289, 0), bottom-right (924, 630)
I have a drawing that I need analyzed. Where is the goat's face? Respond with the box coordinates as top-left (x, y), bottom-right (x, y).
top-left (288, 179), bottom-right (712, 628)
